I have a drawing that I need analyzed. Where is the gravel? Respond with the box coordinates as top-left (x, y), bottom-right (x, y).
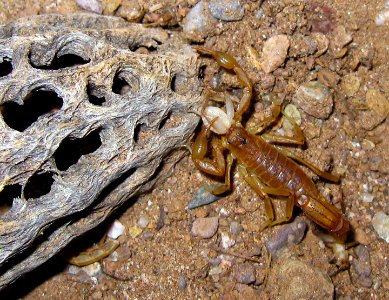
top-left (208, 0), bottom-right (245, 21)
top-left (191, 216), bottom-right (219, 238)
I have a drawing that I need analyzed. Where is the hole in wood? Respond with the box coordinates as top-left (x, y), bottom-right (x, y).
top-left (158, 111), bottom-right (182, 132)
top-left (0, 88), bottom-right (63, 132)
top-left (24, 172), bottom-right (55, 200)
top-left (30, 53), bottom-right (90, 70)
top-left (87, 83), bottom-right (106, 106)
top-left (0, 184), bottom-right (22, 215)
top-left (133, 122), bottom-right (153, 146)
top-left (54, 128), bottom-right (102, 171)
top-left (0, 57), bottom-right (12, 77)
top-left (112, 73), bottom-right (131, 95)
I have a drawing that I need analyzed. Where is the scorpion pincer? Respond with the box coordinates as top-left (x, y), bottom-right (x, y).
top-left (191, 46), bottom-right (350, 242)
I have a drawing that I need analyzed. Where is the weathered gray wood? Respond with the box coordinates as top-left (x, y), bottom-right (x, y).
top-left (0, 13), bottom-right (201, 289)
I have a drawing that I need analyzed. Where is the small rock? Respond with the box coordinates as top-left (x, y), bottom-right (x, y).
top-left (232, 263), bottom-right (256, 284)
top-left (289, 34), bottom-right (317, 58)
top-left (178, 275), bottom-right (188, 290)
top-left (352, 245), bottom-right (373, 288)
top-left (208, 0), bottom-right (245, 21)
top-left (282, 104), bottom-right (302, 132)
top-left (375, 9), bottom-right (389, 26)
top-left (209, 265), bottom-right (223, 276)
top-left (102, 0), bottom-right (121, 15)
top-left (261, 35), bottom-right (290, 73)
top-left (261, 73), bottom-right (276, 89)
top-left (187, 186), bottom-right (223, 209)
top-left (191, 216), bottom-right (219, 238)
top-left (360, 88), bottom-right (389, 130)
top-left (221, 232), bottom-right (236, 250)
top-left (76, 0), bottom-right (103, 14)
top-left (330, 25), bottom-right (352, 51)
top-left (128, 226), bottom-right (143, 238)
top-left (265, 217), bottom-right (307, 257)
top-left (137, 215), bottom-right (149, 228)
top-left (82, 262), bottom-right (102, 277)
top-left (361, 193), bottom-right (374, 203)
top-left (311, 32), bottom-right (329, 56)
top-left (268, 253), bottom-right (334, 299)
top-left (371, 211), bottom-right (389, 243)
top-left (116, 0), bottom-right (145, 22)
top-left (293, 81), bottom-right (333, 119)
top-left (107, 220), bottom-right (125, 239)
top-left (341, 73), bottom-right (361, 97)
top-left (353, 227), bottom-right (372, 245)
top-left (317, 69), bottom-right (340, 88)
top-left (182, 1), bottom-right (217, 40)
top-left (230, 221), bottom-right (243, 235)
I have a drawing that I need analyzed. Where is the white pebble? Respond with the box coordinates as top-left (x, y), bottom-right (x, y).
top-left (107, 220), bottom-right (125, 239)
top-left (361, 193), bottom-right (374, 203)
top-left (82, 262), bottom-right (101, 277)
top-left (372, 212), bottom-right (389, 243)
top-left (221, 232), bottom-right (236, 250)
top-left (375, 10), bottom-right (389, 26)
top-left (75, 0), bottom-right (102, 14)
top-left (137, 215), bottom-right (150, 228)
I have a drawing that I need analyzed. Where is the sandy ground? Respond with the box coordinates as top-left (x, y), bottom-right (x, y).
top-left (0, 0), bottom-right (388, 299)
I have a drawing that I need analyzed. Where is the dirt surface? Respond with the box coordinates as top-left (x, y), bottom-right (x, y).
top-left (1, 0), bottom-right (388, 299)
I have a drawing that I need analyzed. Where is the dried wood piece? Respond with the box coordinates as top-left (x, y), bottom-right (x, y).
top-left (0, 13), bottom-right (201, 289)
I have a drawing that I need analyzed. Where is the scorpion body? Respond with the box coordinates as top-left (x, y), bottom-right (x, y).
top-left (226, 125), bottom-right (349, 238)
top-left (192, 46), bottom-right (350, 241)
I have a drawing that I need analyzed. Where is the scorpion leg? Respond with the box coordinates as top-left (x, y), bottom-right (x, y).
top-left (247, 102), bottom-right (305, 145)
top-left (194, 46), bottom-right (253, 122)
top-left (247, 102), bottom-right (282, 134)
top-left (192, 124), bottom-right (226, 177)
top-left (192, 125), bottom-right (234, 195)
top-left (277, 147), bottom-right (340, 183)
top-left (207, 153), bottom-right (234, 195)
top-left (237, 165), bottom-right (294, 230)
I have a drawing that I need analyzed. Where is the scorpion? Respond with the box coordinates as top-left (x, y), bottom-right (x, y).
top-left (191, 46), bottom-right (350, 242)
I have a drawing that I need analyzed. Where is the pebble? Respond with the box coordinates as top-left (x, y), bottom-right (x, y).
top-left (116, 0), bottom-right (144, 22)
top-left (107, 220), bottom-right (125, 239)
top-left (341, 73), bottom-right (361, 97)
top-left (268, 253), bottom-right (334, 299)
top-left (352, 245), bottom-right (373, 288)
top-left (128, 226), bottom-right (143, 238)
top-left (261, 35), bottom-right (290, 73)
top-left (265, 217), bottom-right (307, 257)
top-left (102, 0), bottom-right (121, 15)
top-left (182, 1), bottom-right (217, 40)
top-left (76, 0), bottom-right (103, 14)
top-left (289, 34), bottom-right (317, 58)
top-left (359, 88), bottom-right (389, 130)
top-left (232, 263), bottom-right (256, 284)
top-left (317, 69), bottom-right (340, 88)
top-left (187, 186), bottom-right (223, 209)
top-left (371, 211), bottom-right (389, 243)
top-left (208, 0), bottom-right (245, 21)
top-left (282, 103), bottom-right (301, 132)
top-left (137, 215), bottom-right (149, 228)
top-left (375, 9), bottom-right (389, 26)
top-left (331, 26), bottom-right (352, 49)
top-left (293, 81), bottom-right (334, 119)
top-left (230, 221), bottom-right (243, 235)
top-left (191, 216), bottom-right (219, 238)
top-left (221, 232), bottom-right (236, 250)
top-left (311, 32), bottom-right (329, 56)
top-left (178, 275), bottom-right (188, 290)
top-left (82, 262), bottom-right (102, 277)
